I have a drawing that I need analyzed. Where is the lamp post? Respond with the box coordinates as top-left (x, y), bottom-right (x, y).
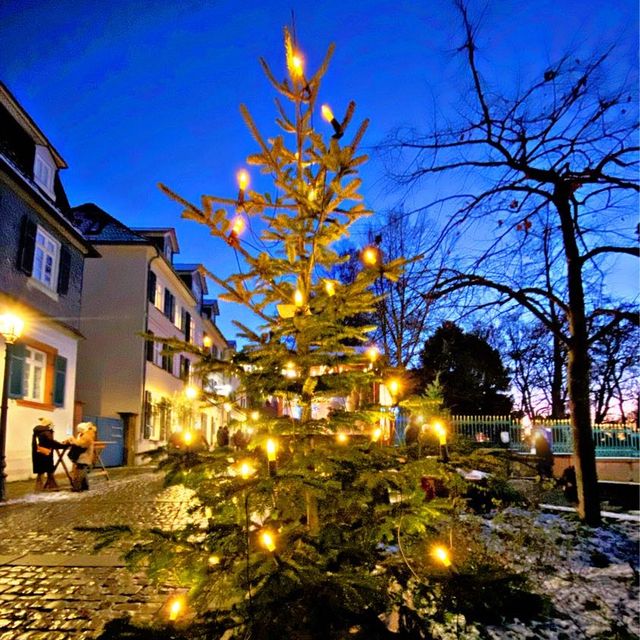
top-left (0, 313), bottom-right (25, 501)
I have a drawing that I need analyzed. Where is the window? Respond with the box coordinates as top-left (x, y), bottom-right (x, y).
top-left (22, 346), bottom-right (46, 402)
top-left (163, 289), bottom-right (175, 321)
top-left (17, 218), bottom-right (70, 295)
top-left (179, 355), bottom-right (190, 381)
top-left (34, 146), bottom-right (55, 196)
top-left (154, 282), bottom-right (163, 309)
top-left (175, 305), bottom-right (182, 330)
top-left (183, 310), bottom-right (191, 342)
top-left (143, 391), bottom-right (153, 439)
top-left (147, 271), bottom-right (156, 304)
top-left (162, 353), bottom-right (174, 375)
top-left (146, 331), bottom-right (154, 362)
top-left (8, 341), bottom-right (66, 408)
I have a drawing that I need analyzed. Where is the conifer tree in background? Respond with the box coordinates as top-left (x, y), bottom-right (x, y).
top-left (106, 29), bottom-right (543, 640)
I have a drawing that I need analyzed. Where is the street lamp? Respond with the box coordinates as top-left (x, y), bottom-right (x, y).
top-left (0, 312), bottom-right (25, 501)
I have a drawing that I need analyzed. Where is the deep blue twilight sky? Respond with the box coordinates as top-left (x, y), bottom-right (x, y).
top-left (1, 0), bottom-right (637, 340)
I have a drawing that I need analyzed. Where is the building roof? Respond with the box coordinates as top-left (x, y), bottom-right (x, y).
top-left (71, 203), bottom-right (151, 244)
top-left (131, 227), bottom-right (180, 254)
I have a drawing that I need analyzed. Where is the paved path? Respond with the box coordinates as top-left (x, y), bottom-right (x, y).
top-left (0, 468), bottom-right (195, 639)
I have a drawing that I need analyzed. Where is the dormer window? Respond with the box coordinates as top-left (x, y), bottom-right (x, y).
top-left (163, 236), bottom-right (173, 262)
top-left (34, 145), bottom-right (55, 198)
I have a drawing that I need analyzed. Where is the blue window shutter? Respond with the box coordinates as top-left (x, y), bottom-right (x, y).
top-left (8, 343), bottom-right (26, 398)
top-left (53, 355), bottom-right (67, 406)
top-left (17, 216), bottom-right (37, 275)
top-left (57, 246), bottom-right (71, 295)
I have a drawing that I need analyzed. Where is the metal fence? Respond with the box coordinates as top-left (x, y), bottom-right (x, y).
top-left (450, 416), bottom-right (640, 458)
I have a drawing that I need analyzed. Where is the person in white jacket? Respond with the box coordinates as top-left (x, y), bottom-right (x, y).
top-left (65, 422), bottom-right (96, 491)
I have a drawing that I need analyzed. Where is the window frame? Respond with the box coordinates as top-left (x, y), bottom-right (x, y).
top-left (32, 226), bottom-right (60, 291)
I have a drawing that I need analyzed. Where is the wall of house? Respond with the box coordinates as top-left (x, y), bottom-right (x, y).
top-left (76, 245), bottom-right (149, 419)
top-left (0, 174), bottom-right (84, 329)
top-left (1, 321), bottom-right (78, 480)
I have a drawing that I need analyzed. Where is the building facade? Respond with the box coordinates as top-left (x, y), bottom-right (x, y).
top-left (0, 83), bottom-right (97, 479)
top-left (72, 204), bottom-right (233, 462)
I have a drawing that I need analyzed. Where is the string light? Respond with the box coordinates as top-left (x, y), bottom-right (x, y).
top-left (432, 545), bottom-right (452, 568)
top-left (260, 530), bottom-right (277, 552)
top-left (336, 432), bottom-right (349, 444)
top-left (167, 595), bottom-right (185, 621)
top-left (362, 246), bottom-right (379, 266)
top-left (183, 431), bottom-right (193, 446)
top-left (239, 461), bottom-right (254, 479)
top-left (231, 215), bottom-right (246, 236)
top-left (321, 104), bottom-right (343, 139)
top-left (366, 345), bottom-right (379, 362)
top-left (371, 427), bottom-right (382, 443)
top-left (237, 169), bottom-right (250, 205)
top-left (324, 280), bottom-right (336, 297)
top-left (266, 438), bottom-right (277, 462)
top-left (294, 289), bottom-right (304, 307)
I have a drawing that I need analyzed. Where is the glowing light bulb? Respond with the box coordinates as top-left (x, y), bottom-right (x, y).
top-left (362, 246), bottom-right (379, 266)
top-left (250, 410), bottom-right (260, 421)
top-left (237, 169), bottom-right (250, 191)
top-left (232, 215), bottom-right (246, 236)
top-left (294, 289), bottom-right (304, 307)
top-left (433, 422), bottom-right (447, 445)
top-left (324, 280), bottom-right (336, 297)
top-left (260, 530), bottom-right (276, 552)
top-left (432, 545), bottom-right (452, 567)
top-left (366, 346), bottom-right (379, 362)
top-left (321, 104), bottom-right (334, 122)
top-left (336, 432), bottom-right (348, 444)
top-left (388, 379), bottom-right (400, 396)
top-left (208, 554), bottom-right (221, 566)
top-left (203, 335), bottom-right (212, 348)
top-left (239, 462), bottom-right (253, 479)
top-left (185, 386), bottom-right (198, 400)
top-left (291, 54), bottom-right (304, 77)
top-left (183, 431), bottom-right (193, 446)
top-left (168, 595), bottom-right (185, 621)
top-left (371, 427), bottom-right (382, 443)
top-left (266, 438), bottom-right (277, 462)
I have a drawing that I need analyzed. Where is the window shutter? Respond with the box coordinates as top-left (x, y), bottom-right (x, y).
top-left (146, 332), bottom-right (154, 362)
top-left (163, 289), bottom-right (174, 320)
top-left (147, 270), bottom-right (156, 303)
top-left (57, 246), bottom-right (71, 295)
top-left (53, 355), bottom-right (67, 406)
top-left (184, 312), bottom-right (191, 342)
top-left (17, 216), bottom-right (37, 275)
top-left (8, 343), bottom-right (26, 398)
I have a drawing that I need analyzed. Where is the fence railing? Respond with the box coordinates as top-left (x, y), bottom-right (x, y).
top-left (450, 416), bottom-right (640, 458)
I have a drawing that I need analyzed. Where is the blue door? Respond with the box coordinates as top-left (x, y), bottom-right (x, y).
top-left (83, 416), bottom-right (124, 467)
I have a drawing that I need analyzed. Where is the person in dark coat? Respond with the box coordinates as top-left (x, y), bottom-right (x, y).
top-left (216, 425), bottom-right (230, 447)
top-left (32, 417), bottom-right (65, 491)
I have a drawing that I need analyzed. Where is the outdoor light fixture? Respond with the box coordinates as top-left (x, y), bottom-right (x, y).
top-left (185, 385), bottom-right (198, 400)
top-left (259, 530), bottom-right (276, 552)
top-left (236, 169), bottom-right (250, 204)
top-left (388, 379), bottom-right (400, 398)
top-left (183, 431), bottom-right (193, 446)
top-left (0, 312), bottom-right (24, 501)
top-left (203, 335), bottom-right (212, 348)
top-left (321, 104), bottom-right (343, 139)
top-left (432, 545), bottom-right (452, 568)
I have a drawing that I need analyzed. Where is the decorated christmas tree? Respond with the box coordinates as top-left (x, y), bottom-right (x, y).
top-left (103, 29), bottom-right (540, 640)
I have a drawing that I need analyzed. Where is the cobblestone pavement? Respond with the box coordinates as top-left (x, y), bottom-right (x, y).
top-left (0, 468), bottom-right (196, 639)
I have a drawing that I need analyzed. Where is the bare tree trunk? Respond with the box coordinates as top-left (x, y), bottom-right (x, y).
top-left (556, 190), bottom-right (600, 525)
top-left (551, 333), bottom-right (565, 418)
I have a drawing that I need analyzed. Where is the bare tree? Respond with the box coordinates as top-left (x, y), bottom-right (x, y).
top-left (381, 2), bottom-right (639, 524)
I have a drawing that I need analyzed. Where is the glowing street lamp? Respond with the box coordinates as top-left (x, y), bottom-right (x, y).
top-left (185, 385), bottom-right (198, 400)
top-left (0, 312), bottom-right (24, 501)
